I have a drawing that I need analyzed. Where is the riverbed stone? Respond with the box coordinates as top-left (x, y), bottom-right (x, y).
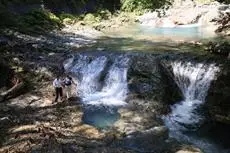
top-left (118, 126), bottom-right (175, 153)
top-left (114, 107), bottom-right (159, 135)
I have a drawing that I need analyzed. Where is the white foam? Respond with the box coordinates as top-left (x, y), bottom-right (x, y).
top-left (163, 61), bottom-right (220, 152)
top-left (65, 55), bottom-right (129, 106)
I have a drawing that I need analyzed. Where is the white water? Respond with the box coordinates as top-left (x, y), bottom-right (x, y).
top-left (164, 61), bottom-right (221, 152)
top-left (64, 55), bottom-right (129, 106)
top-left (168, 62), bottom-right (219, 126)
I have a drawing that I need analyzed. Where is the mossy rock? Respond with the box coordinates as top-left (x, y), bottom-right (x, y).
top-left (83, 13), bottom-right (100, 24)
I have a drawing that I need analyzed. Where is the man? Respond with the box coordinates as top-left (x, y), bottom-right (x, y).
top-left (53, 76), bottom-right (63, 103)
top-left (64, 75), bottom-right (73, 100)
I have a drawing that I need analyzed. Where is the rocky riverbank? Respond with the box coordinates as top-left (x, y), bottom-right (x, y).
top-left (0, 27), bottom-right (208, 153)
top-left (138, 1), bottom-right (230, 35)
top-left (1, 1), bottom-right (230, 151)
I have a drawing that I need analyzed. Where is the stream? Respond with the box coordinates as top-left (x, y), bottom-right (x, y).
top-left (63, 25), bottom-right (230, 152)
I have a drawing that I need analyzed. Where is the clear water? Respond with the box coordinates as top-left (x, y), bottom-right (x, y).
top-left (139, 24), bottom-right (216, 39)
top-left (82, 106), bottom-right (120, 129)
top-left (104, 24), bottom-right (217, 42)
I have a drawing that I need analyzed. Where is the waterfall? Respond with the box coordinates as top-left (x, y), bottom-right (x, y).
top-left (64, 54), bottom-right (129, 106)
top-left (167, 62), bottom-right (220, 127)
top-left (163, 61), bottom-right (221, 152)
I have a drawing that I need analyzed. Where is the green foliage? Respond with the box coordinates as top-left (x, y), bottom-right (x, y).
top-left (121, 0), bottom-right (171, 12)
top-left (83, 13), bottom-right (99, 24)
top-left (0, 8), bottom-right (63, 34)
top-left (96, 9), bottom-right (112, 20)
top-left (58, 13), bottom-right (78, 21)
top-left (17, 9), bottom-right (63, 34)
top-left (82, 9), bottom-right (112, 25)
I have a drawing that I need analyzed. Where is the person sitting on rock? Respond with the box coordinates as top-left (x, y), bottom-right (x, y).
top-left (53, 75), bottom-right (63, 103)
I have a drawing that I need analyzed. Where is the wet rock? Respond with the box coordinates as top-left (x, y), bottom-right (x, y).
top-left (118, 126), bottom-right (174, 152)
top-left (175, 145), bottom-right (202, 153)
top-left (128, 126), bottom-right (169, 139)
top-left (114, 108), bottom-right (159, 135)
top-left (127, 55), bottom-right (182, 104)
top-left (207, 61), bottom-right (230, 124)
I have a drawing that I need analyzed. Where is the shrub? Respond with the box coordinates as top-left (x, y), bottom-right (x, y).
top-left (58, 13), bottom-right (77, 21)
top-left (96, 9), bottom-right (112, 20)
top-left (121, 0), bottom-right (171, 12)
top-left (17, 9), bottom-right (63, 34)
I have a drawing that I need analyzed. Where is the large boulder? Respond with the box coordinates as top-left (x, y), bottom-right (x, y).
top-left (127, 55), bottom-right (182, 114)
top-left (128, 55), bottom-right (182, 103)
top-left (206, 61), bottom-right (230, 124)
top-left (119, 126), bottom-right (171, 152)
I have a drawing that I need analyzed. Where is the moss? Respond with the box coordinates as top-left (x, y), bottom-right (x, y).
top-left (79, 9), bottom-right (113, 26)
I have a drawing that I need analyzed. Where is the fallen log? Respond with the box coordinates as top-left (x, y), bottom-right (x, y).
top-left (0, 77), bottom-right (25, 102)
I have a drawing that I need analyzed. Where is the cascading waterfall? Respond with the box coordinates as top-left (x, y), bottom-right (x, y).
top-left (76, 55), bottom-right (108, 97)
top-left (83, 56), bottom-right (129, 106)
top-left (64, 54), bottom-right (129, 128)
top-left (163, 61), bottom-right (221, 152)
top-left (168, 62), bottom-right (220, 126)
top-left (64, 54), bottom-right (129, 106)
